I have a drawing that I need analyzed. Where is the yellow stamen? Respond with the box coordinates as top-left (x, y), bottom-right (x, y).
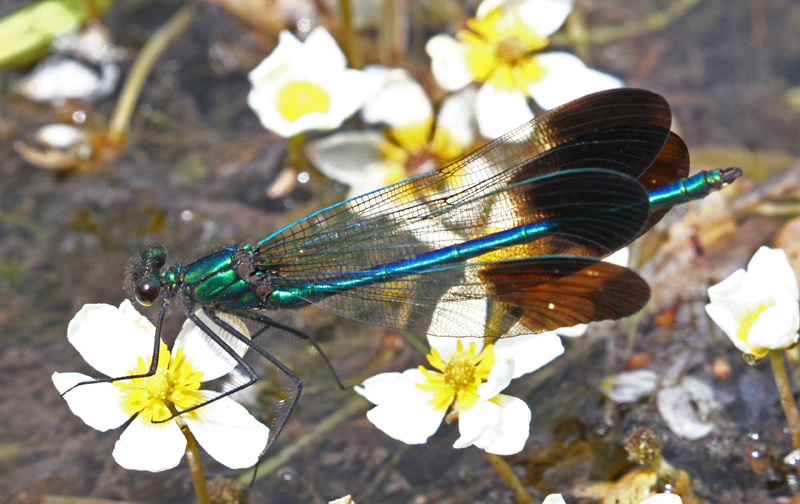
top-left (459, 8), bottom-right (549, 92)
top-left (277, 80), bottom-right (331, 122)
top-left (116, 344), bottom-right (205, 422)
top-left (416, 341), bottom-right (496, 412)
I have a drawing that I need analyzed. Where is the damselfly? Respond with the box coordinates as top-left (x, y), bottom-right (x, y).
top-left (74, 88), bottom-right (742, 458)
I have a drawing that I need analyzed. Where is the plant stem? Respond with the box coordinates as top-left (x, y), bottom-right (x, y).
top-left (106, 5), bottom-right (194, 146)
top-left (181, 424), bottom-right (211, 504)
top-left (551, 0), bottom-right (701, 47)
top-left (484, 452), bottom-right (535, 504)
top-left (286, 132), bottom-right (309, 172)
top-left (339, 0), bottom-right (360, 68)
top-left (769, 350), bottom-right (800, 450)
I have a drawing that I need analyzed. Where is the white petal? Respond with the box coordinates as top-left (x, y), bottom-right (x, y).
top-left (747, 246), bottom-right (799, 298)
top-left (605, 247), bottom-right (630, 267)
top-left (306, 130), bottom-right (391, 188)
top-left (747, 302), bottom-right (800, 351)
top-left (640, 494), bottom-right (683, 504)
top-left (14, 57), bottom-right (118, 103)
top-left (357, 369), bottom-right (444, 444)
top-left (454, 399), bottom-right (500, 448)
top-left (526, 52), bottom-right (623, 110)
top-left (477, 0), bottom-right (574, 38)
top-left (184, 392), bottom-right (270, 469)
top-left (52, 372), bottom-right (130, 431)
top-left (435, 87), bottom-right (478, 150)
top-left (555, 324), bottom-right (587, 338)
top-left (35, 124), bottom-right (87, 149)
top-left (67, 301), bottom-right (156, 378)
top-left (174, 311), bottom-right (251, 382)
top-left (321, 69), bottom-right (383, 128)
top-left (361, 76), bottom-right (433, 129)
top-left (302, 27), bottom-right (348, 71)
top-left (542, 495), bottom-right (568, 504)
top-left (248, 31), bottom-right (302, 82)
top-left (470, 395), bottom-right (531, 455)
top-left (707, 268), bottom-right (748, 304)
top-left (366, 401), bottom-right (443, 445)
top-left (476, 0), bottom-right (505, 17)
top-left (705, 301), bottom-right (752, 354)
top-left (475, 84), bottom-right (534, 139)
top-left (600, 369), bottom-right (659, 403)
top-left (478, 358), bottom-right (514, 400)
top-left (362, 65), bottom-right (413, 87)
top-left (494, 332), bottom-right (563, 378)
top-left (112, 415), bottom-right (186, 472)
top-left (426, 34), bottom-right (473, 92)
top-left (515, 0), bottom-right (573, 36)
top-left (656, 376), bottom-right (716, 440)
top-left (356, 368), bottom-right (425, 405)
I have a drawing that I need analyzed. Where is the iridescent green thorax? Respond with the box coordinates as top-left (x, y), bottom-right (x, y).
top-left (178, 244), bottom-right (266, 309)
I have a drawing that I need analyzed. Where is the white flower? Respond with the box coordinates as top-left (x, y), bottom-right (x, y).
top-left (705, 246), bottom-right (800, 359)
top-left (600, 369), bottom-right (659, 404)
top-left (247, 27), bottom-right (378, 138)
top-left (15, 123), bottom-right (93, 170)
top-left (356, 330), bottom-right (562, 455)
top-left (656, 376), bottom-right (717, 440)
top-left (13, 26), bottom-right (121, 104)
top-left (306, 70), bottom-right (477, 198)
top-left (543, 493), bottom-right (682, 504)
top-left (426, 0), bottom-right (622, 138)
top-left (52, 301), bottom-right (269, 472)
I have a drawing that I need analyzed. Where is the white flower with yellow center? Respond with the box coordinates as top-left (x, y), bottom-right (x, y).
top-left (306, 69), bottom-right (477, 199)
top-left (247, 27), bottom-right (378, 138)
top-left (52, 300), bottom-right (269, 472)
top-left (356, 327), bottom-right (563, 455)
top-left (426, 0), bottom-right (622, 138)
top-left (544, 493), bottom-right (682, 504)
top-left (705, 246), bottom-right (800, 359)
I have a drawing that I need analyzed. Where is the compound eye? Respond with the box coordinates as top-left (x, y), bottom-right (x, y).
top-left (135, 277), bottom-right (160, 305)
top-left (142, 243), bottom-right (167, 269)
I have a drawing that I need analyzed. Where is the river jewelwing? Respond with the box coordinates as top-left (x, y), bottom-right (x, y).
top-left (69, 88), bottom-right (742, 457)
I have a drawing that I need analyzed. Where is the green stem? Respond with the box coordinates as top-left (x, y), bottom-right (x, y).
top-left (339, 0), bottom-right (360, 68)
top-left (181, 424), bottom-right (211, 504)
top-left (484, 452), bottom-right (535, 504)
top-left (106, 5), bottom-right (194, 146)
top-left (286, 132), bottom-right (309, 172)
top-left (769, 350), bottom-right (800, 450)
top-left (551, 0), bottom-right (701, 47)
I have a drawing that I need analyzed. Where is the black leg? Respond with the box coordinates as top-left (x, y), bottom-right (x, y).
top-left (61, 300), bottom-right (170, 396)
top-left (156, 307), bottom-right (303, 459)
top-left (231, 310), bottom-right (347, 390)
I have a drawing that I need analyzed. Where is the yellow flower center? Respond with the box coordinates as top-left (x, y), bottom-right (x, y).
top-left (459, 8), bottom-right (549, 92)
top-left (378, 120), bottom-right (469, 197)
top-left (277, 80), bottom-right (331, 122)
top-left (116, 344), bottom-right (205, 423)
top-left (495, 37), bottom-right (530, 67)
top-left (416, 340), bottom-right (496, 413)
top-left (736, 301), bottom-right (776, 355)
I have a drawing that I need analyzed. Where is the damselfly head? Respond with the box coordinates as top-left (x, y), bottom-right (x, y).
top-left (128, 243), bottom-right (167, 306)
